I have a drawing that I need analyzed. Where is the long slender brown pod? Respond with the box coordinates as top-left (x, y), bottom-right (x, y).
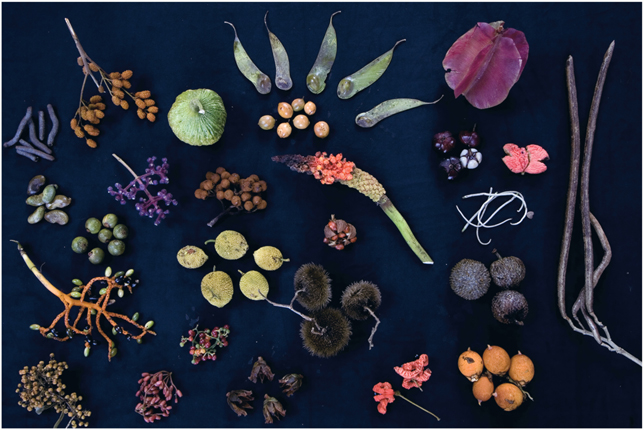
top-left (580, 41), bottom-right (614, 331)
top-left (558, 55), bottom-right (582, 327)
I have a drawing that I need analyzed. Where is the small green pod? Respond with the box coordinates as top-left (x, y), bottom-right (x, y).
top-left (306, 11), bottom-right (341, 94)
top-left (27, 206), bottom-right (46, 224)
top-left (337, 39), bottom-right (406, 100)
top-left (225, 21), bottom-right (271, 94)
top-left (42, 184), bottom-right (58, 204)
top-left (29, 324), bottom-right (41, 330)
top-left (355, 96), bottom-right (443, 128)
top-left (132, 312), bottom-right (139, 322)
top-left (144, 320), bottom-right (155, 330)
top-left (70, 291), bottom-right (82, 299)
top-left (265, 11), bottom-right (293, 91)
top-left (84, 346), bottom-right (91, 357)
top-left (44, 210), bottom-right (69, 225)
top-left (72, 279), bottom-right (83, 286)
top-left (45, 195), bottom-right (72, 210)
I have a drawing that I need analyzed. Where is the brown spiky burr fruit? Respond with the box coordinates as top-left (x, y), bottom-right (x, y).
top-left (493, 383), bottom-right (524, 411)
top-left (472, 371), bottom-right (494, 405)
top-left (491, 290), bottom-right (529, 325)
top-left (490, 249), bottom-right (526, 289)
top-left (482, 345), bottom-right (511, 376)
top-left (294, 263), bottom-right (332, 311)
top-left (194, 168), bottom-right (267, 227)
top-left (508, 352), bottom-right (534, 387)
top-left (300, 307), bottom-right (352, 358)
top-left (323, 215), bottom-right (357, 250)
top-left (458, 348), bottom-right (484, 382)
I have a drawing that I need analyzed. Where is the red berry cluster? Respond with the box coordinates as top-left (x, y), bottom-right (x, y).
top-left (135, 370), bottom-right (182, 423)
top-left (180, 324), bottom-right (230, 365)
top-left (323, 215), bottom-right (357, 250)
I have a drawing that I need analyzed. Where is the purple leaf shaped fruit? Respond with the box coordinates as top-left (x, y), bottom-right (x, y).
top-left (443, 21), bottom-right (528, 109)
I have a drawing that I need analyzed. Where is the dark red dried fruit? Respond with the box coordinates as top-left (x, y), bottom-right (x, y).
top-left (459, 130), bottom-right (480, 148)
top-left (440, 157), bottom-right (462, 180)
top-left (433, 131), bottom-right (456, 154)
top-left (324, 215), bottom-right (357, 250)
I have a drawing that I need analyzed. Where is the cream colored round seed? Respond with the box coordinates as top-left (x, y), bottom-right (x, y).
top-left (314, 121), bottom-right (329, 138)
top-left (293, 115), bottom-right (310, 130)
top-left (277, 122), bottom-right (292, 138)
top-left (304, 101), bottom-right (316, 115)
top-left (278, 102), bottom-right (293, 119)
top-left (258, 115), bottom-right (276, 130)
top-left (292, 98), bottom-right (305, 111)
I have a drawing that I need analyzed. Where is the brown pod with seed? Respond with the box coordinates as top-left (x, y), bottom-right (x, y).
top-left (323, 214), bottom-right (357, 250)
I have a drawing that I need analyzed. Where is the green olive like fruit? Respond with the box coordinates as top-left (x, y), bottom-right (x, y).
top-left (108, 240), bottom-right (126, 256)
top-left (71, 237), bottom-right (89, 254)
top-left (98, 229), bottom-right (113, 243)
top-left (102, 214), bottom-right (118, 229)
top-left (85, 218), bottom-right (101, 234)
top-left (88, 248), bottom-right (105, 265)
top-left (113, 224), bottom-right (129, 240)
top-left (168, 89), bottom-right (227, 146)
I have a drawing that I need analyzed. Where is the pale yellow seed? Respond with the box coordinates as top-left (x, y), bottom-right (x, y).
top-left (258, 115), bottom-right (276, 130)
top-left (277, 122), bottom-right (292, 138)
top-left (278, 102), bottom-right (293, 119)
top-left (304, 101), bottom-right (316, 115)
top-left (314, 121), bottom-right (329, 138)
top-left (293, 114), bottom-right (310, 130)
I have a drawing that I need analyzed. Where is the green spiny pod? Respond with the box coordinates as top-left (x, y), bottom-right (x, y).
top-left (225, 21), bottom-right (271, 94)
top-left (265, 11), bottom-right (292, 91)
top-left (337, 39), bottom-right (405, 100)
top-left (306, 11), bottom-right (341, 94)
top-left (355, 96), bottom-right (443, 128)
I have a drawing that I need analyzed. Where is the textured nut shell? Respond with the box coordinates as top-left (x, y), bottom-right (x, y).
top-left (215, 231), bottom-right (248, 260)
top-left (201, 271), bottom-right (234, 308)
top-left (458, 349), bottom-right (484, 381)
top-left (472, 373), bottom-right (495, 404)
top-left (177, 246), bottom-right (208, 269)
top-left (253, 246), bottom-right (286, 271)
top-left (490, 256), bottom-right (526, 289)
top-left (509, 353), bottom-right (534, 386)
top-left (450, 259), bottom-right (491, 300)
top-left (240, 271), bottom-right (269, 300)
top-left (168, 89), bottom-right (227, 146)
top-left (483, 345), bottom-right (511, 376)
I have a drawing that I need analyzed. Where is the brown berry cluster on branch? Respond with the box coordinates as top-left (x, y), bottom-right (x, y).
top-left (16, 353), bottom-right (91, 428)
top-left (66, 18), bottom-right (157, 149)
top-left (194, 167), bottom-right (268, 227)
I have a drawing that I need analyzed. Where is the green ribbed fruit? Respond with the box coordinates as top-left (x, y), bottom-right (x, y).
top-left (168, 89), bottom-right (227, 146)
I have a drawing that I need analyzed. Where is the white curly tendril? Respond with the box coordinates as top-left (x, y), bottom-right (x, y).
top-left (456, 188), bottom-right (533, 246)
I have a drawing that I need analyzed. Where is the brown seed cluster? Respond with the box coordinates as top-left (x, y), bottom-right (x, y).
top-left (135, 371), bottom-right (182, 423)
top-left (16, 353), bottom-right (91, 428)
top-left (73, 57), bottom-right (157, 149)
top-left (323, 215), bottom-right (357, 250)
top-left (195, 167), bottom-right (268, 227)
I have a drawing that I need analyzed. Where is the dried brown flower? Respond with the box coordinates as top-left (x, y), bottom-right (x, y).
top-left (262, 394), bottom-right (286, 424)
top-left (249, 356), bottom-right (275, 383)
top-left (279, 374), bottom-right (303, 397)
top-left (226, 390), bottom-right (254, 417)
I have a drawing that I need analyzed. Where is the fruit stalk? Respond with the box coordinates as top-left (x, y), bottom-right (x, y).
top-left (394, 391), bottom-right (440, 421)
top-left (378, 196), bottom-right (433, 264)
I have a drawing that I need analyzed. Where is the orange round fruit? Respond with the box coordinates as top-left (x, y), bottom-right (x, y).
top-left (472, 372), bottom-right (494, 405)
top-left (458, 348), bottom-right (484, 382)
top-left (493, 383), bottom-right (524, 411)
top-left (509, 351), bottom-right (534, 386)
top-left (483, 345), bottom-right (511, 376)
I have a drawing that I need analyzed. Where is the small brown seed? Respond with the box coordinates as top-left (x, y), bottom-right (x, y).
top-left (136, 90), bottom-right (151, 99)
top-left (135, 99), bottom-right (146, 109)
top-left (112, 79), bottom-right (123, 88)
top-left (121, 70), bottom-right (133, 79)
top-left (137, 109), bottom-right (146, 119)
top-left (314, 121), bottom-right (330, 138)
top-left (89, 63), bottom-right (99, 72)
top-left (122, 80), bottom-right (132, 89)
top-left (70, 118), bottom-right (78, 130)
top-left (111, 96), bottom-right (121, 106)
top-left (90, 95), bottom-right (102, 103)
top-left (86, 139), bottom-right (97, 148)
top-left (147, 113), bottom-right (156, 122)
top-left (277, 122), bottom-right (292, 138)
top-left (109, 72), bottom-right (121, 79)
top-left (304, 101), bottom-right (317, 115)
top-left (144, 99), bottom-right (155, 106)
top-left (147, 106), bottom-right (159, 114)
top-left (120, 100), bottom-right (129, 110)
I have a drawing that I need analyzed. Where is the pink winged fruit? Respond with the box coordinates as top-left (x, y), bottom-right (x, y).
top-left (502, 143), bottom-right (549, 175)
top-left (443, 21), bottom-right (529, 109)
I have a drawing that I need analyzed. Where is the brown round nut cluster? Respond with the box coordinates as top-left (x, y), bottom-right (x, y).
top-left (195, 167), bottom-right (268, 225)
top-left (259, 99), bottom-right (329, 139)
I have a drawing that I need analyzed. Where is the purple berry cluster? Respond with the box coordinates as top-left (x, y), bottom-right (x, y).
top-left (108, 156), bottom-right (178, 226)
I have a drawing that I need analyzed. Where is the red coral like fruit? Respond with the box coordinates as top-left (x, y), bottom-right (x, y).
top-left (394, 354), bottom-right (432, 390)
top-left (373, 382), bottom-right (395, 414)
top-left (502, 143), bottom-right (548, 175)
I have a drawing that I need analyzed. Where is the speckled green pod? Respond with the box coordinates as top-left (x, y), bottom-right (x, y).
top-left (168, 89), bottom-right (227, 146)
top-left (355, 97), bottom-right (442, 128)
top-left (306, 11), bottom-right (341, 94)
top-left (225, 21), bottom-right (271, 94)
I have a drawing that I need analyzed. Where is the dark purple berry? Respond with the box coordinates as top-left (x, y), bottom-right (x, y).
top-left (459, 130), bottom-right (480, 148)
top-left (439, 157), bottom-right (462, 180)
top-left (433, 131), bottom-right (456, 154)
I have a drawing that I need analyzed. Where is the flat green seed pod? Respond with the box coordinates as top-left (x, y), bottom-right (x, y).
top-left (168, 89), bottom-right (227, 146)
top-left (337, 39), bottom-right (405, 100)
top-left (265, 11), bottom-right (293, 91)
top-left (355, 96), bottom-right (443, 128)
top-left (201, 271), bottom-right (234, 308)
top-left (225, 21), bottom-right (271, 94)
top-left (306, 11), bottom-right (341, 94)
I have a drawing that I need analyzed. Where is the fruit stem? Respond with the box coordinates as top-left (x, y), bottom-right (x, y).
top-left (492, 248), bottom-right (503, 260)
top-left (394, 391), bottom-right (440, 421)
top-left (191, 99), bottom-right (206, 114)
top-left (378, 196), bottom-right (433, 265)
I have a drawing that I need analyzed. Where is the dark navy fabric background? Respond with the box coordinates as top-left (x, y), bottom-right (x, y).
top-left (2, 2), bottom-right (642, 428)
